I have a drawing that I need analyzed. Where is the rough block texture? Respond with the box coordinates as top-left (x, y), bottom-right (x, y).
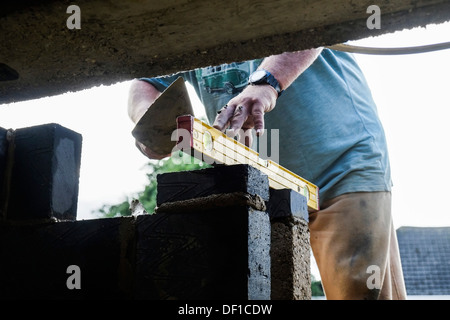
top-left (135, 206), bottom-right (271, 300)
top-left (0, 217), bottom-right (135, 299)
top-left (156, 164), bottom-right (270, 205)
top-left (266, 188), bottom-right (308, 221)
top-left (0, 164), bottom-right (313, 300)
top-left (5, 123), bottom-right (82, 221)
top-left (267, 189), bottom-right (311, 300)
top-left (1, 1), bottom-right (450, 103)
top-left (271, 216), bottom-right (311, 300)
top-left (0, 210), bottom-right (270, 299)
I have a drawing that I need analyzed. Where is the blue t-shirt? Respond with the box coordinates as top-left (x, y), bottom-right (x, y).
top-left (141, 48), bottom-right (392, 205)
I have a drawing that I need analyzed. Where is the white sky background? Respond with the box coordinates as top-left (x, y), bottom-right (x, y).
top-left (1, 21), bottom-right (450, 230)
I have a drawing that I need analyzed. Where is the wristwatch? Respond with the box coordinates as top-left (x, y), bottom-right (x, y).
top-left (248, 69), bottom-right (283, 97)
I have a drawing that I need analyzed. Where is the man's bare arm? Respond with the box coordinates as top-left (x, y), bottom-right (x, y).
top-left (259, 48), bottom-right (323, 92)
top-left (213, 48), bottom-right (323, 145)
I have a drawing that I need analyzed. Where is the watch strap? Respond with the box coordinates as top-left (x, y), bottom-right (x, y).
top-left (250, 69), bottom-right (283, 97)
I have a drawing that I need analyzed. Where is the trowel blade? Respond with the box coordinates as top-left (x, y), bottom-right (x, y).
top-left (132, 77), bottom-right (194, 156)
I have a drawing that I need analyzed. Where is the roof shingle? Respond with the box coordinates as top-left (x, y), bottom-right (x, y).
top-left (397, 227), bottom-right (450, 295)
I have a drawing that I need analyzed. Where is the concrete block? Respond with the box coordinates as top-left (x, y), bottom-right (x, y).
top-left (156, 164), bottom-right (269, 206)
top-left (2, 0), bottom-right (450, 105)
top-left (266, 188), bottom-right (308, 222)
top-left (0, 217), bottom-right (135, 299)
top-left (270, 216), bottom-right (311, 300)
top-left (135, 205), bottom-right (271, 300)
top-left (5, 123), bottom-right (82, 221)
top-left (267, 189), bottom-right (311, 300)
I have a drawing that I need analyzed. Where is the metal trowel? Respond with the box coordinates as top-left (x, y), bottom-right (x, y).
top-left (131, 77), bottom-right (194, 156)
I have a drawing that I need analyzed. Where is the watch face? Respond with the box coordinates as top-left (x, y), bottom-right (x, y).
top-left (249, 70), bottom-right (266, 83)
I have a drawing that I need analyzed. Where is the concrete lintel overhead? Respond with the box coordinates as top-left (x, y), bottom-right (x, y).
top-left (1, 0), bottom-right (450, 104)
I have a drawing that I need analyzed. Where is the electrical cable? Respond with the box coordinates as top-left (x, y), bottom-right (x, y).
top-left (326, 41), bottom-right (450, 55)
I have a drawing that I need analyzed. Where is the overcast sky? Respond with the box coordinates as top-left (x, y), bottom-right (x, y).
top-left (1, 21), bottom-right (449, 229)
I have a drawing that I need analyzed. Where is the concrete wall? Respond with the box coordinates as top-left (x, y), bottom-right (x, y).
top-left (1, 0), bottom-right (450, 103)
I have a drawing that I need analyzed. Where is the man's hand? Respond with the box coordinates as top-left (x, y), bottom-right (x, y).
top-left (212, 84), bottom-right (277, 147)
top-left (212, 48), bottom-right (323, 147)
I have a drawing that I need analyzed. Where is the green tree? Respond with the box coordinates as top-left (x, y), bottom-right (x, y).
top-left (93, 151), bottom-right (210, 218)
top-left (311, 274), bottom-right (325, 296)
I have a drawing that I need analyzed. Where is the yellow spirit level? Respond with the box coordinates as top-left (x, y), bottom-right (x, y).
top-left (176, 115), bottom-right (319, 212)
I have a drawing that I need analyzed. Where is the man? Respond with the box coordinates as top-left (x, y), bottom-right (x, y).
top-left (127, 47), bottom-right (407, 300)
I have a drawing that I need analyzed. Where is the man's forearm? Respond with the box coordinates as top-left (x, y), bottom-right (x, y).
top-left (258, 47), bottom-right (323, 91)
